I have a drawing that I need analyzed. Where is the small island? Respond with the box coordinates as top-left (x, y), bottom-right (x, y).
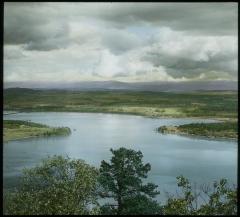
top-left (3, 120), bottom-right (71, 142)
top-left (157, 122), bottom-right (238, 140)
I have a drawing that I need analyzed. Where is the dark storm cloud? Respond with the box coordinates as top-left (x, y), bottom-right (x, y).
top-left (4, 3), bottom-right (237, 46)
top-left (4, 3), bottom-right (70, 51)
top-left (3, 2), bottom-right (238, 82)
top-left (95, 3), bottom-right (237, 36)
top-left (142, 49), bottom-right (237, 79)
top-left (101, 29), bottom-right (142, 55)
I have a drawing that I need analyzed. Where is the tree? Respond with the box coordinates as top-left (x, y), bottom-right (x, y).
top-left (98, 147), bottom-right (161, 215)
top-left (197, 179), bottom-right (237, 215)
top-left (163, 175), bottom-right (237, 215)
top-left (4, 155), bottom-right (99, 215)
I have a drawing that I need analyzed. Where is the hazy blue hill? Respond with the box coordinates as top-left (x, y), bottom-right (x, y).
top-left (4, 88), bottom-right (41, 94)
top-left (4, 80), bottom-right (238, 92)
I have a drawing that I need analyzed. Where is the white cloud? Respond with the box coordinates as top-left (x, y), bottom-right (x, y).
top-left (4, 3), bottom-right (238, 83)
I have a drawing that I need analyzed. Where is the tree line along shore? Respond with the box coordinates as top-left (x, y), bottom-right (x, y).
top-left (158, 122), bottom-right (238, 140)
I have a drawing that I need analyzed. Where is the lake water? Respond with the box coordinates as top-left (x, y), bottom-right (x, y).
top-left (3, 112), bottom-right (237, 202)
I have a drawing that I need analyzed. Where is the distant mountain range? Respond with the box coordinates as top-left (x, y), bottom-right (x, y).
top-left (4, 80), bottom-right (238, 92)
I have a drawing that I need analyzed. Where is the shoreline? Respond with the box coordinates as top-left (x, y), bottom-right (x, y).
top-left (157, 123), bottom-right (238, 141)
top-left (3, 133), bottom-right (71, 143)
top-left (157, 130), bottom-right (238, 142)
top-left (3, 120), bottom-right (71, 143)
top-left (4, 110), bottom-right (237, 142)
top-left (3, 109), bottom-right (236, 122)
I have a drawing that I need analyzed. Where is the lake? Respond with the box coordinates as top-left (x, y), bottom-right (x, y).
top-left (3, 112), bottom-right (237, 202)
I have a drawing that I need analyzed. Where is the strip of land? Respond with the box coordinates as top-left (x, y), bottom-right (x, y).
top-left (3, 89), bottom-right (238, 121)
top-left (3, 120), bottom-right (71, 142)
top-left (157, 122), bottom-right (238, 140)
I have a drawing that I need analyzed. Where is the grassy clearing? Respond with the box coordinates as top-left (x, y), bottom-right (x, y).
top-left (158, 122), bottom-right (238, 139)
top-left (3, 120), bottom-right (71, 142)
top-left (3, 89), bottom-right (238, 120)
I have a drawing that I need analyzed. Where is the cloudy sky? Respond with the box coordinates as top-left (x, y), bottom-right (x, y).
top-left (4, 2), bottom-right (238, 83)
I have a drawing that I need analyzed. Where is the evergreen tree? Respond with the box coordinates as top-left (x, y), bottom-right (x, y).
top-left (98, 147), bottom-right (161, 215)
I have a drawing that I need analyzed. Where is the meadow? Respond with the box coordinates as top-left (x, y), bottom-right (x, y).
top-left (3, 120), bottom-right (71, 142)
top-left (4, 88), bottom-right (238, 120)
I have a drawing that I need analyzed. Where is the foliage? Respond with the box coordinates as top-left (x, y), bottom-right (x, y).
top-left (119, 194), bottom-right (163, 215)
top-left (3, 148), bottom-right (237, 215)
top-left (163, 176), bottom-right (237, 215)
top-left (98, 147), bottom-right (161, 215)
top-left (178, 122), bottom-right (237, 132)
top-left (158, 122), bottom-right (238, 139)
top-left (4, 156), bottom-right (99, 215)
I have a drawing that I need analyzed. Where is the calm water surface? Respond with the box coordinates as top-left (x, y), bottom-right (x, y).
top-left (3, 112), bottom-right (237, 202)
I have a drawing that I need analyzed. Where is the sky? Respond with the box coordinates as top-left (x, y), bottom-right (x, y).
top-left (4, 2), bottom-right (238, 83)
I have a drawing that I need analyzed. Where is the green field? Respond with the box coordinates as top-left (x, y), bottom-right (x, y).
top-left (158, 122), bottom-right (238, 139)
top-left (3, 120), bottom-right (71, 142)
top-left (4, 88), bottom-right (238, 120)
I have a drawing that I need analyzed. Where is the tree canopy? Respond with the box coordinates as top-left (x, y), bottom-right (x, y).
top-left (4, 155), bottom-right (99, 215)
